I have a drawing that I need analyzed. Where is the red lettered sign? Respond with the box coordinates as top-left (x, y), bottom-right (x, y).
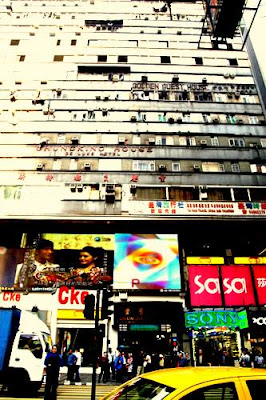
top-left (221, 265), bottom-right (255, 306)
top-left (188, 265), bottom-right (222, 307)
top-left (253, 265), bottom-right (266, 306)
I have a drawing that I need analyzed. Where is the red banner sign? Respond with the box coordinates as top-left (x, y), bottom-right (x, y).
top-left (253, 265), bottom-right (266, 306)
top-left (221, 266), bottom-right (255, 306)
top-left (188, 266), bottom-right (222, 307)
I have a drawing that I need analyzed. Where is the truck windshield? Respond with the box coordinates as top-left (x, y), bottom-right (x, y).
top-left (18, 334), bottom-right (43, 359)
top-left (42, 332), bottom-right (52, 352)
top-left (104, 377), bottom-right (174, 400)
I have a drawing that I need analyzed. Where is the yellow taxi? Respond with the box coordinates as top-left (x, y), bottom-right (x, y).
top-left (101, 367), bottom-right (266, 400)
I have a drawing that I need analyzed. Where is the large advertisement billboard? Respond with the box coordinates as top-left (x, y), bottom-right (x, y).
top-left (113, 234), bottom-right (181, 290)
top-left (0, 234), bottom-right (114, 291)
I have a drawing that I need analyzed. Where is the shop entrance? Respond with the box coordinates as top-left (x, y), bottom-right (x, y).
top-left (193, 329), bottom-right (240, 365)
top-left (57, 328), bottom-right (102, 366)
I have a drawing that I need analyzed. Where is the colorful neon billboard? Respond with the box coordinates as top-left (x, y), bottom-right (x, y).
top-left (113, 234), bottom-right (181, 290)
top-left (185, 310), bottom-right (248, 330)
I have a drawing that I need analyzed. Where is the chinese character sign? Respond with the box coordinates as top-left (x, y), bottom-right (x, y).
top-left (253, 265), bottom-right (266, 306)
top-left (113, 234), bottom-right (181, 290)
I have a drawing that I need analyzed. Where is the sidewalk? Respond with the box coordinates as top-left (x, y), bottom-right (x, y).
top-left (59, 367), bottom-right (116, 386)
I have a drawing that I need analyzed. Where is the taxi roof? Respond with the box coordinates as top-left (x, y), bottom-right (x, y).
top-left (143, 367), bottom-right (266, 391)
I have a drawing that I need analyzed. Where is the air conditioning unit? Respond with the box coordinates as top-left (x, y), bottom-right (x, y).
top-left (235, 92), bottom-right (240, 99)
top-left (172, 76), bottom-right (179, 83)
top-left (112, 74), bottom-right (119, 82)
top-left (106, 184), bottom-right (115, 193)
top-left (141, 76), bottom-right (148, 83)
top-left (158, 165), bottom-right (167, 172)
top-left (212, 118), bottom-right (220, 124)
top-left (237, 118), bottom-right (244, 124)
top-left (177, 117), bottom-right (183, 123)
top-left (118, 137), bottom-right (125, 144)
top-left (227, 93), bottom-right (233, 99)
top-left (202, 77), bottom-right (207, 84)
top-left (71, 136), bottom-right (79, 144)
top-left (130, 185), bottom-right (137, 195)
top-left (224, 73), bottom-right (230, 79)
top-left (70, 184), bottom-right (76, 193)
top-left (168, 117), bottom-right (175, 124)
top-left (193, 164), bottom-right (200, 170)
top-left (84, 163), bottom-right (91, 171)
top-left (200, 140), bottom-right (207, 146)
top-left (148, 137), bottom-right (155, 144)
top-left (130, 116), bottom-right (137, 122)
top-left (36, 163), bottom-right (44, 171)
top-left (201, 192), bottom-right (208, 199)
top-left (40, 137), bottom-right (49, 146)
top-left (95, 95), bottom-right (101, 100)
top-left (229, 73), bottom-right (235, 79)
top-left (77, 184), bottom-right (83, 193)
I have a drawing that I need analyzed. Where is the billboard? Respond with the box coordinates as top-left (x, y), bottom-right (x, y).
top-left (185, 310), bottom-right (248, 330)
top-left (188, 265), bottom-right (222, 307)
top-left (113, 234), bottom-right (181, 290)
top-left (0, 234), bottom-right (114, 291)
top-left (221, 265), bottom-right (255, 306)
top-left (253, 265), bottom-right (266, 306)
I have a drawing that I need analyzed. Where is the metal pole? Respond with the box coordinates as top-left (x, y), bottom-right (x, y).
top-left (91, 288), bottom-right (100, 400)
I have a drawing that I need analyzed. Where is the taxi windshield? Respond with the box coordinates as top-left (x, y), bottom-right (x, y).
top-left (104, 377), bottom-right (174, 400)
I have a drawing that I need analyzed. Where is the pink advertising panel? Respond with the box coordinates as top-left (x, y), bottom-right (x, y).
top-left (253, 265), bottom-right (266, 306)
top-left (221, 265), bottom-right (255, 306)
top-left (188, 265), bottom-right (222, 307)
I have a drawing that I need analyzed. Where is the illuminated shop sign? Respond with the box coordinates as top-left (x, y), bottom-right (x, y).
top-left (186, 257), bottom-right (224, 264)
top-left (188, 265), bottom-right (256, 307)
top-left (234, 257), bottom-right (266, 264)
top-left (113, 234), bottom-right (181, 290)
top-left (129, 201), bottom-right (266, 217)
top-left (185, 310), bottom-right (248, 330)
top-left (253, 265), bottom-right (266, 306)
top-left (129, 324), bottom-right (160, 332)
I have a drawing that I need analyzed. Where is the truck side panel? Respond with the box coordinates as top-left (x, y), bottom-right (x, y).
top-left (0, 308), bottom-right (20, 371)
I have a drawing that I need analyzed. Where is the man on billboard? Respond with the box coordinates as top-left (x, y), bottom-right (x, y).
top-left (14, 239), bottom-right (60, 288)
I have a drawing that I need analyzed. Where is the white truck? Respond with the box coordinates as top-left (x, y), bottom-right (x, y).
top-left (0, 307), bottom-right (51, 394)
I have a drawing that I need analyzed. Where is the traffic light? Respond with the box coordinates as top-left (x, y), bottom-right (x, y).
top-left (101, 289), bottom-right (114, 319)
top-left (83, 294), bottom-right (95, 320)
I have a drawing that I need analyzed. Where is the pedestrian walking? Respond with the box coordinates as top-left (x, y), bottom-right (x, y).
top-left (74, 349), bottom-right (82, 385)
top-left (44, 345), bottom-right (63, 400)
top-left (158, 354), bottom-right (165, 369)
top-left (114, 351), bottom-right (124, 383)
top-left (239, 348), bottom-right (251, 367)
top-left (108, 348), bottom-right (115, 380)
top-left (136, 350), bottom-right (144, 376)
top-left (143, 353), bottom-right (152, 372)
top-left (65, 348), bottom-right (77, 384)
top-left (126, 353), bottom-right (134, 380)
top-left (98, 352), bottom-right (109, 383)
top-left (254, 352), bottom-right (264, 368)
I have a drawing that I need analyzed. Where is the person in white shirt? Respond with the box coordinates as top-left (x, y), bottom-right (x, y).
top-left (74, 349), bottom-right (82, 385)
top-left (14, 239), bottom-right (59, 288)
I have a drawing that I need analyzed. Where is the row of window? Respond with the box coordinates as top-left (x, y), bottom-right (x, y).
top-left (9, 159), bottom-right (265, 174)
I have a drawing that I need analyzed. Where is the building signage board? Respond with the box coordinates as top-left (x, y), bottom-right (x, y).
top-left (221, 266), bottom-right (255, 306)
top-left (129, 201), bottom-right (266, 217)
top-left (113, 234), bottom-right (181, 290)
top-left (187, 257), bottom-right (224, 264)
top-left (253, 265), bottom-right (266, 306)
top-left (248, 311), bottom-right (266, 336)
top-left (234, 257), bottom-right (266, 264)
top-left (185, 310), bottom-right (248, 330)
top-left (188, 265), bottom-right (222, 307)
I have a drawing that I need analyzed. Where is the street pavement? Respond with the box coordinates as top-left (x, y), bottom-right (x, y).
top-left (0, 383), bottom-right (118, 399)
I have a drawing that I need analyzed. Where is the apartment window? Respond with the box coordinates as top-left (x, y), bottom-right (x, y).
top-left (229, 138), bottom-right (244, 147)
top-left (118, 55), bottom-right (128, 63)
top-left (161, 56), bottom-right (171, 63)
top-left (179, 137), bottom-right (196, 146)
top-left (249, 116), bottom-right (259, 124)
top-left (226, 114), bottom-right (236, 124)
top-left (10, 39), bottom-right (20, 46)
top-left (54, 55), bottom-right (64, 62)
top-left (172, 162), bottom-right (180, 172)
top-left (133, 160), bottom-right (155, 171)
top-left (194, 92), bottom-right (212, 101)
top-left (228, 58), bottom-right (238, 66)
top-left (71, 39), bottom-right (77, 46)
top-left (56, 40), bottom-right (61, 46)
top-left (19, 55), bottom-right (25, 62)
top-left (231, 163), bottom-right (240, 172)
top-left (194, 57), bottom-right (203, 65)
top-left (202, 162), bottom-right (225, 172)
top-left (98, 55), bottom-right (107, 62)
top-left (211, 137), bottom-right (219, 146)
